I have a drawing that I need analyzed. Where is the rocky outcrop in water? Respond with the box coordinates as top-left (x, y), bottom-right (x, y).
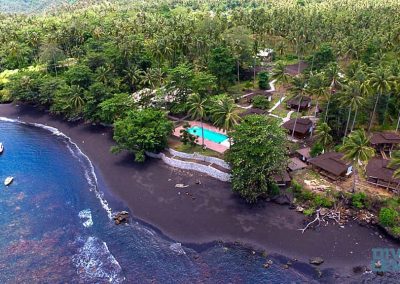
top-left (113, 211), bottom-right (129, 225)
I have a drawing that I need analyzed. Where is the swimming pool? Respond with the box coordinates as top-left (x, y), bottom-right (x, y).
top-left (187, 126), bottom-right (228, 143)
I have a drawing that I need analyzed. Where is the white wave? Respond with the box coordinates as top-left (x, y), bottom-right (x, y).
top-left (79, 209), bottom-right (93, 228)
top-left (0, 116), bottom-right (113, 219)
top-left (72, 236), bottom-right (125, 283)
top-left (169, 242), bottom-right (186, 256)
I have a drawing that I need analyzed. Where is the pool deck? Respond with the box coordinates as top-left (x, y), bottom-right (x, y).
top-left (173, 121), bottom-right (229, 153)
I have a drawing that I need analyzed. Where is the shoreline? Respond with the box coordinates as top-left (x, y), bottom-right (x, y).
top-left (1, 103), bottom-right (398, 277)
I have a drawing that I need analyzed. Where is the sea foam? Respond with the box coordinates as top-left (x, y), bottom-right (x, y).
top-left (72, 236), bottom-right (125, 283)
top-left (0, 116), bottom-right (113, 218)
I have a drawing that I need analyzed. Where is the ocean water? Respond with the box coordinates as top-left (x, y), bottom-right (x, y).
top-left (0, 118), bottom-right (321, 283)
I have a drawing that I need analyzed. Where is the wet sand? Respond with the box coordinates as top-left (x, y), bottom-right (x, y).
top-left (0, 103), bottom-right (398, 276)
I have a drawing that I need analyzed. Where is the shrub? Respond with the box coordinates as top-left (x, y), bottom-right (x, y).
top-left (268, 183), bottom-right (280, 196)
top-left (392, 226), bottom-right (400, 237)
top-left (303, 208), bottom-right (315, 216)
top-left (379, 207), bottom-right (399, 227)
top-left (258, 71), bottom-right (270, 90)
top-left (252, 95), bottom-right (270, 110)
top-left (313, 195), bottom-right (333, 208)
top-left (310, 143), bottom-right (324, 157)
top-left (352, 192), bottom-right (367, 209)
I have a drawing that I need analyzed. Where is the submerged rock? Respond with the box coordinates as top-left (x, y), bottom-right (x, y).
top-left (309, 257), bottom-right (324, 265)
top-left (113, 211), bottom-right (129, 225)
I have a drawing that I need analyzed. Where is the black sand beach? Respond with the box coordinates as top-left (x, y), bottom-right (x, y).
top-left (1, 103), bottom-right (398, 277)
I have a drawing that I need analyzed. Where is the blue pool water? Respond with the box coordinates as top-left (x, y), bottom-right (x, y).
top-left (188, 126), bottom-right (228, 143)
top-left (0, 118), bottom-right (321, 283)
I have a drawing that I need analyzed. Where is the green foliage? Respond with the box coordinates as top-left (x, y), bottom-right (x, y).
top-left (309, 44), bottom-right (335, 70)
top-left (310, 143), bottom-right (324, 157)
top-left (392, 226), bottom-right (400, 237)
top-left (252, 95), bottom-right (270, 110)
top-left (352, 192), bottom-right (367, 209)
top-left (179, 122), bottom-right (198, 147)
top-left (208, 47), bottom-right (235, 90)
top-left (226, 115), bottom-right (288, 203)
top-left (312, 195), bottom-right (333, 208)
top-left (379, 207), bottom-right (399, 227)
top-left (268, 183), bottom-right (280, 197)
top-left (303, 208), bottom-right (315, 216)
top-left (98, 93), bottom-right (134, 124)
top-left (64, 64), bottom-right (93, 89)
top-left (258, 71), bottom-right (269, 90)
top-left (112, 109), bottom-right (174, 162)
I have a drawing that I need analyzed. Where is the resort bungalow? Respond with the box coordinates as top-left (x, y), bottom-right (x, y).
top-left (239, 108), bottom-right (265, 117)
top-left (288, 157), bottom-right (308, 172)
top-left (370, 132), bottom-right (400, 153)
top-left (295, 147), bottom-right (311, 162)
top-left (272, 170), bottom-right (292, 188)
top-left (287, 96), bottom-right (312, 111)
top-left (366, 158), bottom-right (400, 191)
top-left (309, 152), bottom-right (353, 181)
top-left (282, 118), bottom-right (313, 139)
top-left (246, 91), bottom-right (273, 104)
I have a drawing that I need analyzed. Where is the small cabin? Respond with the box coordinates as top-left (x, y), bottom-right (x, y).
top-left (288, 157), bottom-right (308, 172)
top-left (287, 96), bottom-right (312, 111)
top-left (239, 108), bottom-right (265, 117)
top-left (309, 152), bottom-right (353, 181)
top-left (272, 170), bottom-right (292, 188)
top-left (282, 118), bottom-right (313, 139)
top-left (366, 158), bottom-right (400, 191)
top-left (370, 132), bottom-right (400, 153)
top-left (296, 147), bottom-right (311, 162)
top-left (246, 91), bottom-right (273, 104)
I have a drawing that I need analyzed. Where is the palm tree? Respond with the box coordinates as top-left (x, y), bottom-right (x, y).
top-left (187, 93), bottom-right (207, 147)
top-left (69, 85), bottom-right (85, 113)
top-left (367, 67), bottom-right (391, 132)
top-left (124, 65), bottom-right (143, 90)
top-left (211, 97), bottom-right (240, 145)
top-left (314, 122), bottom-right (333, 151)
top-left (340, 81), bottom-right (365, 137)
top-left (339, 130), bottom-right (375, 192)
top-left (271, 62), bottom-right (291, 86)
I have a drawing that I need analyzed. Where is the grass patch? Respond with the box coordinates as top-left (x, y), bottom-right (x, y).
top-left (173, 142), bottom-right (224, 159)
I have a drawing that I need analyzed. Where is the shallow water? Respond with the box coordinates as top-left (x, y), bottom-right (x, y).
top-left (0, 119), bottom-right (331, 283)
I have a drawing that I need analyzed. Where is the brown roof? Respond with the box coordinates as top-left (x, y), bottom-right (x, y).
top-left (309, 152), bottom-right (352, 176)
top-left (296, 147), bottom-right (311, 159)
top-left (273, 170), bottom-right (291, 183)
top-left (288, 157), bottom-right (308, 171)
top-left (370, 132), bottom-right (400, 145)
top-left (287, 96), bottom-right (311, 108)
top-left (246, 91), bottom-right (272, 103)
top-left (366, 158), bottom-right (400, 183)
top-left (282, 118), bottom-right (313, 135)
top-left (239, 108), bottom-right (265, 117)
top-left (285, 61), bottom-right (308, 76)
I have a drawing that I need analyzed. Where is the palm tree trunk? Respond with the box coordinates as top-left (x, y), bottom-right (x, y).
top-left (352, 167), bottom-right (358, 193)
top-left (368, 92), bottom-right (381, 133)
top-left (396, 109), bottom-right (400, 132)
top-left (383, 92), bottom-right (391, 124)
top-left (314, 100), bottom-right (319, 118)
top-left (351, 107), bottom-right (358, 132)
top-left (292, 98), bottom-right (302, 138)
top-left (344, 107), bottom-right (352, 138)
top-left (253, 56), bottom-right (256, 88)
top-left (324, 95), bottom-right (331, 123)
top-left (237, 60), bottom-right (240, 84)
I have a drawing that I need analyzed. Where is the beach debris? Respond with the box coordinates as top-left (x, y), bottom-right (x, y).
top-left (169, 243), bottom-right (186, 255)
top-left (113, 211), bottom-right (129, 225)
top-left (195, 180), bottom-right (201, 185)
top-left (283, 264), bottom-right (289, 269)
top-left (309, 257), bottom-right (324, 265)
top-left (295, 206), bottom-right (304, 212)
top-left (175, 183), bottom-right (189, 188)
top-left (0, 142), bottom-right (4, 154)
top-left (4, 176), bottom-right (14, 186)
top-left (298, 207), bottom-right (341, 233)
top-left (374, 260), bottom-right (382, 269)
